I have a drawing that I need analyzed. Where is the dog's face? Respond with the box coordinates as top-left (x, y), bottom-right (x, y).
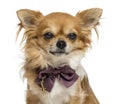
top-left (37, 13), bottom-right (89, 56)
top-left (17, 8), bottom-right (102, 67)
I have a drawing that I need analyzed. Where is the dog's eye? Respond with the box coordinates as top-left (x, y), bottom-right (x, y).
top-left (44, 32), bottom-right (54, 39)
top-left (67, 33), bottom-right (77, 40)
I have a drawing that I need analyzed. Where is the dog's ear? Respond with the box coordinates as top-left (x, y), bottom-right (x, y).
top-left (17, 9), bottom-right (43, 29)
top-left (76, 8), bottom-right (102, 29)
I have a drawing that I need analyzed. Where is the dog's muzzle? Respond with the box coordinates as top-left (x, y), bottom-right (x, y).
top-left (50, 40), bottom-right (68, 55)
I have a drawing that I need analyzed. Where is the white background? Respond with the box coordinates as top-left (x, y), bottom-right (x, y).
top-left (0, 0), bottom-right (120, 104)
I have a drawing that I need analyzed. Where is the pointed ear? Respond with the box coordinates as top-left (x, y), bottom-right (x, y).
top-left (76, 8), bottom-right (102, 29)
top-left (16, 9), bottom-right (43, 28)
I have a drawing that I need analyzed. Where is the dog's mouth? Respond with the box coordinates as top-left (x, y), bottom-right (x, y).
top-left (49, 50), bottom-right (69, 56)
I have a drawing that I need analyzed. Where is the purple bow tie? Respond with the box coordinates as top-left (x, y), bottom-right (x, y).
top-left (35, 66), bottom-right (79, 92)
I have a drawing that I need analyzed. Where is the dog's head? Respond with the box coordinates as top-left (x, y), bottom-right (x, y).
top-left (17, 8), bottom-right (102, 68)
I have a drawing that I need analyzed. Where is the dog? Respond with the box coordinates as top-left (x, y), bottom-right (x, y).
top-left (16, 8), bottom-right (102, 104)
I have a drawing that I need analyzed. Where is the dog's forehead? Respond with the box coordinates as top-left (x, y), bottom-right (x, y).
top-left (39, 12), bottom-right (79, 33)
top-left (42, 12), bottom-right (78, 24)
top-left (45, 12), bottom-right (74, 18)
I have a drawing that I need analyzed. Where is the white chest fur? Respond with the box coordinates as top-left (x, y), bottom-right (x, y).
top-left (33, 55), bottom-right (87, 104)
top-left (41, 66), bottom-right (86, 104)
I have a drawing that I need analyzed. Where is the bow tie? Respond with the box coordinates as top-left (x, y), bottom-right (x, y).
top-left (35, 66), bottom-right (79, 92)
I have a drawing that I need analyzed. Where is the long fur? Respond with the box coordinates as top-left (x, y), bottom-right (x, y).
top-left (16, 8), bottom-right (102, 104)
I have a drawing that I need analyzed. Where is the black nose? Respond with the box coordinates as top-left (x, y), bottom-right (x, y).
top-left (56, 40), bottom-right (66, 49)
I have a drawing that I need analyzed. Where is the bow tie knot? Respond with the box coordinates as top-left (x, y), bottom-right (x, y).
top-left (35, 66), bottom-right (79, 92)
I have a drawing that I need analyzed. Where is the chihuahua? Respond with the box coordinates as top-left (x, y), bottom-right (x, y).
top-left (17, 8), bottom-right (102, 104)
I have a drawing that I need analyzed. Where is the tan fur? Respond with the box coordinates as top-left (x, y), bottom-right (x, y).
top-left (16, 8), bottom-right (102, 104)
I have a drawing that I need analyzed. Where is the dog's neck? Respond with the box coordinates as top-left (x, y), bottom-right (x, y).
top-left (43, 52), bottom-right (84, 70)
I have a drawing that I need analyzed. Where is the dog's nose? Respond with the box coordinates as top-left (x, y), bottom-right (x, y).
top-left (56, 40), bottom-right (66, 49)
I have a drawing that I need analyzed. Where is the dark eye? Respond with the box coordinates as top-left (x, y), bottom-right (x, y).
top-left (44, 32), bottom-right (54, 39)
top-left (67, 33), bottom-right (77, 40)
